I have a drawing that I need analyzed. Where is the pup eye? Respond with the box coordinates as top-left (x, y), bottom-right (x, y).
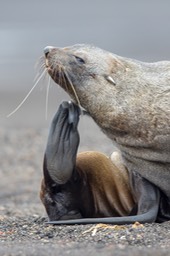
top-left (74, 55), bottom-right (85, 64)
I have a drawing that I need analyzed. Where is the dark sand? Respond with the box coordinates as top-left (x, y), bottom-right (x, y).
top-left (0, 91), bottom-right (170, 256)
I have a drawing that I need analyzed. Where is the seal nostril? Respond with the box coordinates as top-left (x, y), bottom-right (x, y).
top-left (44, 46), bottom-right (54, 57)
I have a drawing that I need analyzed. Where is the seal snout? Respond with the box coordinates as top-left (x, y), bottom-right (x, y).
top-left (44, 46), bottom-right (54, 57)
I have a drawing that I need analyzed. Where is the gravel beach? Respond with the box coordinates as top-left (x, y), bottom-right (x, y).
top-left (1, 92), bottom-right (170, 256)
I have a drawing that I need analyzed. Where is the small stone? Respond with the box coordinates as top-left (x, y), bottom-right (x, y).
top-left (47, 233), bottom-right (54, 239)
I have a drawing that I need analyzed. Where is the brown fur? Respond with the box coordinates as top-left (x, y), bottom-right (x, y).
top-left (76, 151), bottom-right (134, 217)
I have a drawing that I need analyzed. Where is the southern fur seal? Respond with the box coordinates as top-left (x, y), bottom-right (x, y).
top-left (41, 44), bottom-right (170, 224)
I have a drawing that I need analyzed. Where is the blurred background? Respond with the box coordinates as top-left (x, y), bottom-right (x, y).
top-left (1, 0), bottom-right (170, 128)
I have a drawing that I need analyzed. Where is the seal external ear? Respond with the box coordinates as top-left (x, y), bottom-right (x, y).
top-left (44, 101), bottom-right (80, 185)
top-left (105, 75), bottom-right (116, 85)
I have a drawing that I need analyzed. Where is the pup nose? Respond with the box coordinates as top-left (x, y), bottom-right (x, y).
top-left (44, 46), bottom-right (54, 57)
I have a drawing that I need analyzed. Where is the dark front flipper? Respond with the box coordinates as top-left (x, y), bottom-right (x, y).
top-left (47, 172), bottom-right (160, 225)
top-left (129, 171), bottom-right (160, 222)
top-left (157, 192), bottom-right (170, 222)
top-left (44, 101), bottom-right (80, 185)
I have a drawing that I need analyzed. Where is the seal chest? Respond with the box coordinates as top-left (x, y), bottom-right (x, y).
top-left (44, 44), bottom-right (170, 198)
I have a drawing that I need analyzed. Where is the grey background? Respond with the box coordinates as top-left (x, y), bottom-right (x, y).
top-left (1, 0), bottom-right (170, 127)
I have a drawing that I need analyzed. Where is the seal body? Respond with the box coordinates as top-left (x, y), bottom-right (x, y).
top-left (44, 44), bottom-right (170, 200)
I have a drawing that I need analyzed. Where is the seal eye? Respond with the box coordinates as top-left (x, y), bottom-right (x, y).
top-left (74, 55), bottom-right (85, 64)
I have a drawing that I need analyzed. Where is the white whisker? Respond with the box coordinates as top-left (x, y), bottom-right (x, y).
top-left (45, 76), bottom-right (51, 120)
top-left (7, 69), bottom-right (46, 118)
top-left (34, 64), bottom-right (45, 82)
top-left (64, 71), bottom-right (81, 107)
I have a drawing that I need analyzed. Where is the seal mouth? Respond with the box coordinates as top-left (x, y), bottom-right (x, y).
top-left (44, 49), bottom-right (82, 108)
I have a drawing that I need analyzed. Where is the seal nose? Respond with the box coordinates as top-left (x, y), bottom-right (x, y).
top-left (44, 46), bottom-right (54, 57)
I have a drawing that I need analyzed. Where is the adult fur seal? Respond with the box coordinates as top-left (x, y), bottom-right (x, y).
top-left (41, 44), bottom-right (170, 224)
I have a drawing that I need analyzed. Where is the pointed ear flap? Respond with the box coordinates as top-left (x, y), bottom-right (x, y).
top-left (104, 55), bottom-right (126, 86)
top-left (105, 75), bottom-right (116, 85)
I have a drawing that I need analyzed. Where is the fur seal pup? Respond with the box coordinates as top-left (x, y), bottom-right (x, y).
top-left (40, 101), bottom-right (160, 224)
top-left (42, 44), bottom-right (170, 223)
